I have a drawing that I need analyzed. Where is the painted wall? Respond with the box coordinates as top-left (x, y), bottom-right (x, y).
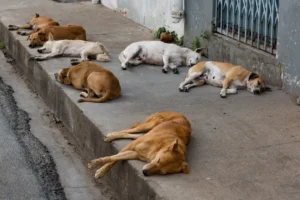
top-left (277, 0), bottom-right (300, 95)
top-left (101, 0), bottom-right (185, 37)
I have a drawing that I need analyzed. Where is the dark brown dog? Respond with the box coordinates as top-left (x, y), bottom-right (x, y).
top-left (8, 13), bottom-right (59, 36)
top-left (55, 61), bottom-right (121, 103)
top-left (28, 25), bottom-right (86, 48)
top-left (88, 111), bottom-right (191, 178)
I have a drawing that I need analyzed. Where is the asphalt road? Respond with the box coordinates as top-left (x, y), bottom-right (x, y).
top-left (0, 77), bottom-right (66, 200)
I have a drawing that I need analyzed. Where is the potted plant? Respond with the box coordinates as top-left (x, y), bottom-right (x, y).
top-left (160, 31), bottom-right (173, 43)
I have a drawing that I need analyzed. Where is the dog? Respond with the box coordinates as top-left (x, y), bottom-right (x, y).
top-left (179, 61), bottom-right (271, 98)
top-left (54, 61), bottom-right (121, 103)
top-left (28, 24), bottom-right (86, 48)
top-left (88, 111), bottom-right (191, 179)
top-left (8, 13), bottom-right (59, 36)
top-left (119, 41), bottom-right (206, 74)
top-left (297, 97), bottom-right (300, 106)
top-left (31, 33), bottom-right (110, 64)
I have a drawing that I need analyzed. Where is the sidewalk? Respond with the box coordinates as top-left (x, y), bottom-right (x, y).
top-left (1, 1), bottom-right (300, 200)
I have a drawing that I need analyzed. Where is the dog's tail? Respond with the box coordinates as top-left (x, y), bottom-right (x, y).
top-left (78, 90), bottom-right (111, 103)
top-left (97, 42), bottom-right (109, 55)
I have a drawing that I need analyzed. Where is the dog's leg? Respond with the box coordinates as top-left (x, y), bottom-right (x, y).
top-left (121, 46), bottom-right (141, 70)
top-left (227, 87), bottom-right (237, 94)
top-left (94, 162), bottom-right (116, 179)
top-left (104, 121), bottom-right (159, 142)
top-left (162, 54), bottom-right (170, 73)
top-left (17, 30), bottom-right (34, 36)
top-left (80, 50), bottom-right (89, 62)
top-left (32, 49), bottom-right (62, 61)
top-left (220, 77), bottom-right (233, 98)
top-left (179, 72), bottom-right (203, 92)
top-left (169, 63), bottom-right (179, 74)
top-left (104, 133), bottom-right (144, 143)
top-left (184, 80), bottom-right (206, 92)
top-left (88, 150), bottom-right (138, 169)
top-left (8, 24), bottom-right (31, 31)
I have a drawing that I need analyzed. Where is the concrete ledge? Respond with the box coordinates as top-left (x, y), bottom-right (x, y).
top-left (0, 22), bottom-right (162, 200)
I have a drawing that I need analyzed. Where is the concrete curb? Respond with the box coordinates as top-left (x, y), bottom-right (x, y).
top-left (0, 21), bottom-right (163, 200)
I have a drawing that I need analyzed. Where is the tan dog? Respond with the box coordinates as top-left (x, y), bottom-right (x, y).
top-left (8, 13), bottom-right (59, 36)
top-left (88, 111), bottom-right (191, 179)
top-left (28, 25), bottom-right (86, 48)
top-left (179, 61), bottom-right (271, 98)
top-left (54, 61), bottom-right (121, 103)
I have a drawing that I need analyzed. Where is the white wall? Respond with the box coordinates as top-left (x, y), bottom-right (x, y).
top-left (101, 0), bottom-right (185, 37)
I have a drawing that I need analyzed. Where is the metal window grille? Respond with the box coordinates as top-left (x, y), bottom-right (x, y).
top-left (214, 0), bottom-right (279, 55)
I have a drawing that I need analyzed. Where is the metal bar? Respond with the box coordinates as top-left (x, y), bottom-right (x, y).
top-left (220, 0), bottom-right (223, 33)
top-left (251, 0), bottom-right (254, 46)
top-left (215, 0), bottom-right (218, 29)
top-left (244, 0), bottom-right (248, 43)
top-left (256, 0), bottom-right (261, 49)
top-left (232, 0), bottom-right (235, 38)
top-left (226, 0), bottom-right (229, 35)
top-left (238, 0), bottom-right (241, 41)
top-left (263, 1), bottom-right (267, 50)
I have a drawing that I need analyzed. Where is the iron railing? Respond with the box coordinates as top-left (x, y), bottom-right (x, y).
top-left (214, 0), bottom-right (279, 55)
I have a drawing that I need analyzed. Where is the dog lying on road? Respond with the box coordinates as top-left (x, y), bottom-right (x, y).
top-left (31, 33), bottom-right (110, 64)
top-left (119, 41), bottom-right (206, 74)
top-left (88, 111), bottom-right (191, 178)
top-left (8, 13), bottom-right (59, 36)
top-left (55, 61), bottom-right (121, 103)
top-left (179, 61), bottom-right (271, 98)
top-left (28, 25), bottom-right (86, 48)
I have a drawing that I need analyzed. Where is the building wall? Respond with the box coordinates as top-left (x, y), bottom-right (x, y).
top-left (101, 0), bottom-right (185, 37)
top-left (277, 0), bottom-right (300, 95)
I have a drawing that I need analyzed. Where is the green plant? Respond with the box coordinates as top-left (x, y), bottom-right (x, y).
top-left (200, 30), bottom-right (211, 40)
top-left (154, 27), bottom-right (166, 39)
top-left (192, 36), bottom-right (200, 50)
top-left (0, 42), bottom-right (5, 50)
top-left (174, 36), bottom-right (184, 46)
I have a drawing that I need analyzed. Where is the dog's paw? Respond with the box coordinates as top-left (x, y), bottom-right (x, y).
top-left (183, 87), bottom-right (189, 92)
top-left (88, 160), bottom-right (98, 169)
top-left (179, 87), bottom-right (184, 92)
top-left (70, 59), bottom-right (81, 66)
top-left (172, 68), bottom-right (179, 74)
top-left (80, 92), bottom-right (88, 98)
top-left (121, 66), bottom-right (127, 70)
top-left (8, 25), bottom-right (17, 30)
top-left (162, 68), bottom-right (168, 74)
top-left (103, 136), bottom-right (112, 143)
top-left (77, 98), bottom-right (84, 103)
top-left (220, 94), bottom-right (227, 98)
top-left (17, 31), bottom-right (22, 35)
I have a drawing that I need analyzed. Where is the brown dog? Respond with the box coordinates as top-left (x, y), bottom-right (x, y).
top-left (8, 13), bottom-right (59, 36)
top-left (88, 111), bottom-right (191, 179)
top-left (28, 25), bottom-right (86, 48)
top-left (54, 61), bottom-right (121, 103)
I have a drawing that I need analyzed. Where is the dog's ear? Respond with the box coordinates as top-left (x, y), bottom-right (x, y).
top-left (248, 72), bottom-right (259, 80)
top-left (35, 13), bottom-right (40, 18)
top-left (169, 139), bottom-right (179, 152)
top-left (48, 33), bottom-right (54, 41)
top-left (181, 162), bottom-right (190, 174)
top-left (38, 32), bottom-right (46, 41)
top-left (195, 47), bottom-right (207, 54)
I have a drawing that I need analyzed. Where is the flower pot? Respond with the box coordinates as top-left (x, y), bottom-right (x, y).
top-left (160, 33), bottom-right (173, 43)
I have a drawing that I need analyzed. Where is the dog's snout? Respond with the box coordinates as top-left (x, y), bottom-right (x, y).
top-left (54, 73), bottom-right (58, 80)
top-left (142, 169), bottom-right (149, 176)
top-left (29, 44), bottom-right (34, 48)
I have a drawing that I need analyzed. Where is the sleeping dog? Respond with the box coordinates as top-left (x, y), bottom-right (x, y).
top-left (119, 41), bottom-right (206, 74)
top-left (88, 111), bottom-right (191, 178)
top-left (8, 13), bottom-right (59, 36)
top-left (179, 61), bottom-right (271, 98)
top-left (31, 33), bottom-right (110, 64)
top-left (27, 24), bottom-right (86, 48)
top-left (55, 61), bottom-right (121, 103)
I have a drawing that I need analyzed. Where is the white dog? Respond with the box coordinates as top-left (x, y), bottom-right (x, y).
top-left (31, 33), bottom-right (110, 65)
top-left (119, 41), bottom-right (206, 74)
